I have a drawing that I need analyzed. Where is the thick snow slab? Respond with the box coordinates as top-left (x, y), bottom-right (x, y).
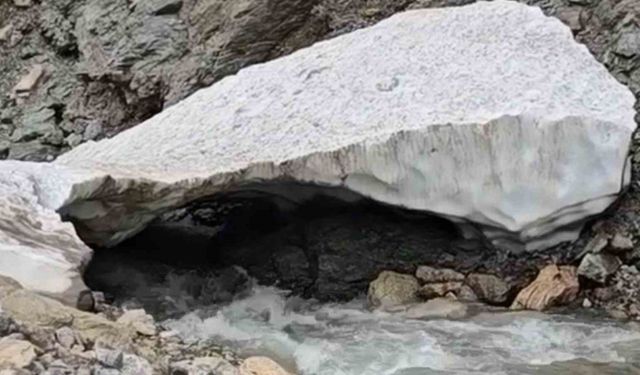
top-left (0, 1), bottom-right (635, 304)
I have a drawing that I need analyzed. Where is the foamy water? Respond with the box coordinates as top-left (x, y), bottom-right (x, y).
top-left (163, 285), bottom-right (640, 375)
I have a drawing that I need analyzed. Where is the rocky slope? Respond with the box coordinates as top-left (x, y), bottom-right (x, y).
top-left (1, 0), bottom-right (639, 162)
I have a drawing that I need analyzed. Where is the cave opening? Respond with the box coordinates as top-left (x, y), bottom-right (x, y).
top-left (82, 182), bottom-right (504, 318)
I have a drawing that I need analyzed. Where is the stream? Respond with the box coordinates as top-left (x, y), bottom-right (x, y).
top-left (160, 284), bottom-right (640, 375)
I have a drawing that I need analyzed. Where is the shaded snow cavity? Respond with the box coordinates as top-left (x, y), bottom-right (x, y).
top-left (163, 285), bottom-right (640, 375)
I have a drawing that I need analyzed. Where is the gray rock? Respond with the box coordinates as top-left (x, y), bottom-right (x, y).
top-left (0, 24), bottom-right (12, 43)
top-left (11, 107), bottom-right (58, 143)
top-left (367, 271), bottom-right (419, 309)
top-left (609, 233), bottom-right (634, 252)
top-left (0, 312), bottom-right (14, 336)
top-left (55, 326), bottom-right (75, 349)
top-left (578, 253), bottom-right (622, 283)
top-left (466, 273), bottom-right (511, 305)
top-left (93, 368), bottom-right (121, 375)
top-left (96, 348), bottom-right (124, 369)
top-left (116, 309), bottom-right (156, 336)
top-left (121, 354), bottom-right (153, 375)
top-left (8, 140), bottom-right (57, 161)
top-left (415, 265), bottom-right (465, 283)
top-left (83, 121), bottom-right (103, 141)
top-left (614, 28), bottom-right (640, 58)
top-left (132, 0), bottom-right (183, 15)
top-left (65, 133), bottom-right (83, 147)
top-left (418, 282), bottom-right (463, 299)
top-left (170, 356), bottom-right (238, 375)
top-left (11, 65), bottom-right (45, 99)
top-left (0, 338), bottom-right (37, 369)
top-left (584, 233), bottom-right (608, 254)
top-left (13, 0), bottom-right (32, 8)
top-left (456, 284), bottom-right (478, 302)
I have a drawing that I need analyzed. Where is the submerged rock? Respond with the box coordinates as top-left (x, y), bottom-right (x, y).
top-left (402, 298), bottom-right (469, 320)
top-left (511, 265), bottom-right (579, 311)
top-left (367, 271), bottom-right (420, 309)
top-left (0, 1), bottom-right (635, 304)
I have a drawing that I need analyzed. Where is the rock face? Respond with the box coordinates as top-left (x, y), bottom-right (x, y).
top-left (0, 1), bottom-right (635, 304)
top-left (511, 265), bottom-right (579, 311)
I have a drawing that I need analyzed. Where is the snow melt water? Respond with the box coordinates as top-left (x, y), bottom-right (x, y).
top-left (162, 285), bottom-right (640, 375)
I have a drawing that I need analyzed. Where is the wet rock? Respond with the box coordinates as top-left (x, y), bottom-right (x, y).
top-left (456, 284), bottom-right (478, 302)
top-left (116, 309), bottom-right (156, 336)
top-left (466, 273), bottom-right (510, 305)
top-left (170, 356), bottom-right (238, 375)
top-left (54, 327), bottom-right (76, 349)
top-left (415, 266), bottom-right (465, 284)
top-left (418, 282), bottom-right (463, 300)
top-left (239, 357), bottom-right (291, 375)
top-left (578, 253), bottom-right (621, 283)
top-left (403, 298), bottom-right (469, 320)
top-left (511, 265), bottom-right (579, 311)
top-left (367, 271), bottom-right (419, 309)
top-left (0, 338), bottom-right (37, 369)
top-left (582, 298), bottom-right (593, 308)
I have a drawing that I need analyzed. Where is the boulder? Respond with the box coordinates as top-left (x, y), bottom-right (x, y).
top-left (0, 278), bottom-right (134, 349)
top-left (609, 233), bottom-right (634, 253)
top-left (415, 266), bottom-right (465, 284)
top-left (239, 357), bottom-right (291, 375)
top-left (511, 265), bottom-right (580, 311)
top-left (578, 253), bottom-right (622, 283)
top-left (367, 271), bottom-right (419, 309)
top-left (418, 282), bottom-right (463, 299)
top-left (466, 273), bottom-right (511, 305)
top-left (116, 309), bottom-right (156, 336)
top-left (0, 338), bottom-right (36, 369)
top-left (0, 1), bottom-right (635, 304)
top-left (55, 327), bottom-right (76, 349)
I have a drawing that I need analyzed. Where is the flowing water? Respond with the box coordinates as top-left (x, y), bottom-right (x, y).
top-left (161, 285), bottom-right (640, 375)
